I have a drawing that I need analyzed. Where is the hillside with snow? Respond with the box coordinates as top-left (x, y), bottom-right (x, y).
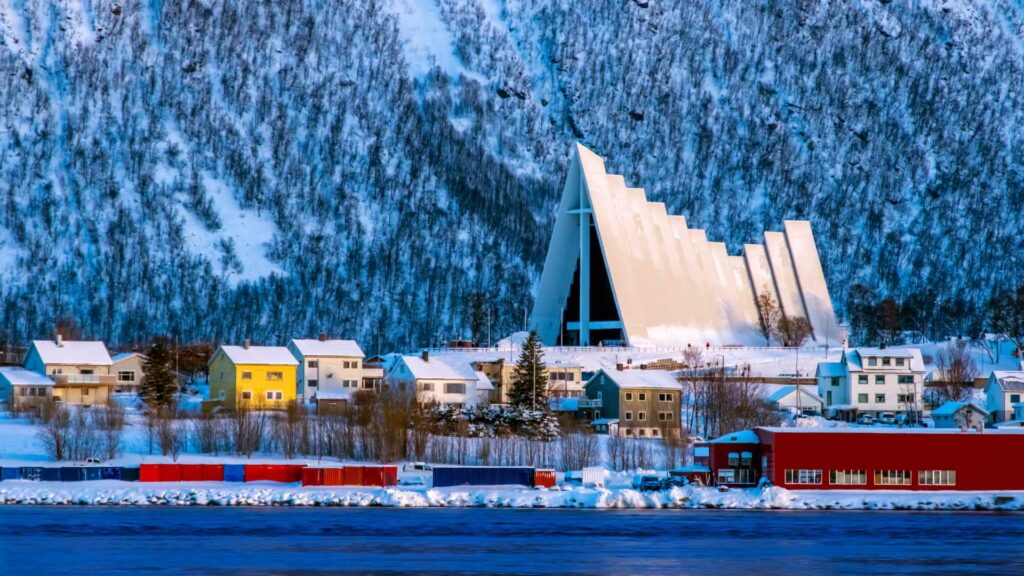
top-left (0, 0), bottom-right (1022, 350)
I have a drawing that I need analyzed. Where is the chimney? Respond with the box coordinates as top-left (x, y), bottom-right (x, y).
top-left (318, 332), bottom-right (327, 342)
top-left (421, 350), bottom-right (429, 362)
top-left (243, 339), bottom-right (251, 350)
top-left (55, 333), bottom-right (63, 348)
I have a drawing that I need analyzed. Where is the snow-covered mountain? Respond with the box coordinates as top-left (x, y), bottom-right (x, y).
top-left (0, 0), bottom-right (1021, 350)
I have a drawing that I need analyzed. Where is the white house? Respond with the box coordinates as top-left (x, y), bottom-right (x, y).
top-left (930, 401), bottom-right (989, 429)
top-left (23, 337), bottom-right (115, 406)
top-left (111, 352), bottom-right (145, 393)
top-left (767, 385), bottom-right (824, 413)
top-left (815, 347), bottom-right (925, 421)
top-left (388, 352), bottom-right (488, 407)
top-left (985, 371), bottom-right (1024, 423)
top-left (287, 336), bottom-right (365, 402)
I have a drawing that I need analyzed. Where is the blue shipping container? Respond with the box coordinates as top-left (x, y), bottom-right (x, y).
top-left (1, 467), bottom-right (21, 481)
top-left (20, 467), bottom-right (43, 481)
top-left (120, 467), bottom-right (140, 482)
top-left (41, 468), bottom-right (60, 482)
top-left (432, 466), bottom-right (535, 488)
top-left (224, 464), bottom-right (245, 482)
top-left (60, 467), bottom-right (85, 482)
top-left (101, 467), bottom-right (122, 480)
top-left (84, 467), bottom-right (102, 481)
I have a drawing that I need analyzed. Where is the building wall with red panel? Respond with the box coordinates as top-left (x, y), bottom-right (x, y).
top-left (755, 429), bottom-right (1024, 491)
top-left (703, 442), bottom-right (761, 487)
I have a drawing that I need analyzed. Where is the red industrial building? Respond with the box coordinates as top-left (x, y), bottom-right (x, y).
top-left (693, 427), bottom-right (1024, 491)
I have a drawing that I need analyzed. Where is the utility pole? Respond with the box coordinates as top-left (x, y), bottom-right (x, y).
top-left (532, 346), bottom-right (537, 411)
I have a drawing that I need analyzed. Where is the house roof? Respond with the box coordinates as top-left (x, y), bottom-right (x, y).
top-left (592, 418), bottom-right (619, 425)
top-left (931, 401), bottom-right (989, 417)
top-left (30, 340), bottom-right (112, 366)
top-left (991, 371), bottom-right (1024, 392)
top-left (815, 361), bottom-right (846, 378)
top-left (597, 368), bottom-right (683, 390)
top-left (842, 348), bottom-right (924, 373)
top-left (473, 371), bottom-right (494, 391)
top-left (757, 426), bottom-right (1024, 435)
top-left (111, 352), bottom-right (143, 363)
top-left (289, 339), bottom-right (364, 358)
top-left (767, 385), bottom-right (824, 404)
top-left (396, 355), bottom-right (476, 381)
top-left (708, 430), bottom-right (760, 444)
top-left (218, 345), bottom-right (299, 366)
top-left (0, 367), bottom-right (55, 386)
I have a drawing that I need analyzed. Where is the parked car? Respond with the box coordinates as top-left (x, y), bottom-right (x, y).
top-left (632, 475), bottom-right (663, 492)
top-left (878, 412), bottom-right (897, 425)
top-left (856, 414), bottom-right (875, 425)
top-left (800, 410), bottom-right (823, 418)
top-left (662, 475), bottom-right (689, 489)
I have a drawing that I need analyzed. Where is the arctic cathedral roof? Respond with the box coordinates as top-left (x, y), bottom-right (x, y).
top-left (529, 143), bottom-right (837, 348)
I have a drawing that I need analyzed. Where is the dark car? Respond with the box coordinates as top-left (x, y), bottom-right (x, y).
top-left (662, 476), bottom-right (689, 489)
top-left (632, 475), bottom-right (663, 491)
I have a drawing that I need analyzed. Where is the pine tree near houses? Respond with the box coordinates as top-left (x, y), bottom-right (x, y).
top-left (139, 338), bottom-right (177, 409)
top-left (508, 331), bottom-right (548, 411)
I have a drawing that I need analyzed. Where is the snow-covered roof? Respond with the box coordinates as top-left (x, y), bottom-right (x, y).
top-left (474, 371), bottom-right (494, 391)
top-left (757, 426), bottom-right (1024, 435)
top-left (597, 369), bottom-right (683, 390)
top-left (31, 340), bottom-right (112, 366)
top-left (218, 345), bottom-right (299, 366)
top-left (815, 361), bottom-right (846, 378)
top-left (931, 401), bottom-right (989, 417)
top-left (767, 385), bottom-right (824, 404)
top-left (289, 339), bottom-right (364, 358)
top-left (0, 367), bottom-right (55, 386)
top-left (843, 348), bottom-right (924, 373)
top-left (111, 352), bottom-right (143, 362)
top-left (672, 465), bottom-right (710, 473)
top-left (991, 371), bottom-right (1024, 392)
top-left (708, 430), bottom-right (760, 444)
top-left (548, 360), bottom-right (583, 369)
top-left (592, 418), bottom-right (619, 425)
top-left (994, 420), bottom-right (1024, 429)
top-left (396, 355), bottom-right (476, 381)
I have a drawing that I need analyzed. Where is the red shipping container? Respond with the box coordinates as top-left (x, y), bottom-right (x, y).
top-left (381, 465), bottom-right (398, 487)
top-left (139, 464), bottom-right (161, 483)
top-left (157, 464), bottom-right (183, 482)
top-left (534, 469), bottom-right (556, 488)
top-left (244, 464), bottom-right (305, 483)
top-left (342, 466), bottom-right (364, 486)
top-left (360, 466), bottom-right (399, 487)
top-left (322, 468), bottom-right (346, 486)
top-left (179, 464), bottom-right (224, 482)
top-left (302, 468), bottom-right (324, 486)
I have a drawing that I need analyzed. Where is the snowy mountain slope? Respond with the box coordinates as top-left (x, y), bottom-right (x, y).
top-left (0, 0), bottom-right (1021, 350)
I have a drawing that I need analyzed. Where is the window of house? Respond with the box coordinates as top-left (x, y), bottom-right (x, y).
top-left (118, 371), bottom-right (135, 382)
top-left (740, 452), bottom-right (753, 466)
top-left (718, 469), bottom-right (736, 484)
top-left (445, 383), bottom-right (466, 394)
top-left (898, 393), bottom-right (915, 404)
top-left (565, 373), bottom-right (575, 381)
top-left (549, 372), bottom-right (559, 381)
top-left (419, 382), bottom-right (434, 391)
top-left (785, 469), bottom-right (822, 484)
top-left (829, 470), bottom-right (867, 485)
top-left (241, 391), bottom-right (252, 400)
top-left (1012, 394), bottom-right (1022, 404)
top-left (625, 392), bottom-right (633, 401)
top-left (728, 452), bottom-right (739, 466)
top-left (658, 411), bottom-right (673, 421)
top-left (241, 371), bottom-right (252, 380)
top-left (868, 357), bottom-right (877, 367)
top-left (875, 394), bottom-right (886, 403)
top-left (308, 360), bottom-right (319, 369)
top-left (652, 429), bottom-right (659, 437)
top-left (874, 470), bottom-right (911, 486)
top-left (858, 393), bottom-right (868, 403)
top-left (218, 390), bottom-right (226, 400)
top-left (826, 391), bottom-right (833, 405)
top-left (267, 372), bottom-right (283, 381)
top-left (875, 375), bottom-right (885, 385)
top-left (624, 411), bottom-right (633, 421)
top-left (895, 358), bottom-right (905, 367)
top-left (831, 377), bottom-right (840, 386)
top-left (51, 368), bottom-right (63, 375)
top-left (638, 393), bottom-right (646, 401)
top-left (638, 429), bottom-right (646, 437)
top-left (882, 357), bottom-right (892, 367)
top-left (307, 379), bottom-right (318, 388)
top-left (81, 369), bottom-right (94, 375)
top-left (898, 375), bottom-right (913, 384)
top-left (266, 391), bottom-right (275, 400)
top-left (918, 470), bottom-right (956, 486)
top-left (858, 375), bottom-right (868, 385)
top-left (20, 387), bottom-right (27, 397)
top-left (658, 393), bottom-right (674, 402)
top-left (83, 388), bottom-right (90, 396)
top-left (638, 412), bottom-right (647, 421)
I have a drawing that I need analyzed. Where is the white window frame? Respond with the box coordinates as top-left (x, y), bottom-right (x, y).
top-left (829, 469), bottom-right (867, 486)
top-left (874, 470), bottom-right (912, 486)
top-left (118, 370), bottom-right (135, 382)
top-left (918, 470), bottom-right (956, 486)
top-left (785, 469), bottom-right (822, 485)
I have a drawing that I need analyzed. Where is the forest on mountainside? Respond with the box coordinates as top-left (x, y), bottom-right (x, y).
top-left (0, 0), bottom-right (1022, 351)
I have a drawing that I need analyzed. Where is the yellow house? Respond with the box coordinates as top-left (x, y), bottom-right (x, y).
top-left (209, 342), bottom-right (299, 409)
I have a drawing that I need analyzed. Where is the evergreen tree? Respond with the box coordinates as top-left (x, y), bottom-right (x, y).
top-left (508, 331), bottom-right (548, 410)
top-left (139, 338), bottom-right (177, 409)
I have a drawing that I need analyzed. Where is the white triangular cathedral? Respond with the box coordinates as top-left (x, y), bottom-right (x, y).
top-left (529, 143), bottom-right (838, 347)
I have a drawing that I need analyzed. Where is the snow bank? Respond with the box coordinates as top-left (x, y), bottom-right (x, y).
top-left (0, 482), bottom-right (1020, 511)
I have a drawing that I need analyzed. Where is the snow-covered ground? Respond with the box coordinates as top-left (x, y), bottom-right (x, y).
top-left (0, 481), bottom-right (1021, 510)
